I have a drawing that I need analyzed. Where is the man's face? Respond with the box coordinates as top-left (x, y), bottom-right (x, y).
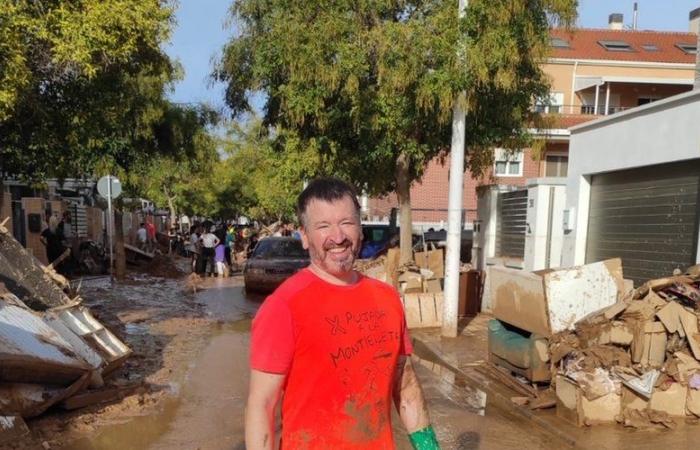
top-left (300, 196), bottom-right (362, 279)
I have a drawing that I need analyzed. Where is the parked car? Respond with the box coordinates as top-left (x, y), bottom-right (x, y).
top-left (243, 237), bottom-right (310, 293)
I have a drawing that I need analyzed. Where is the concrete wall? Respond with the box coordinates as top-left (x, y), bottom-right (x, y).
top-left (562, 89), bottom-right (700, 267)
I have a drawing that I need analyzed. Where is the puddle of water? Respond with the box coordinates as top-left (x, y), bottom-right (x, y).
top-left (412, 352), bottom-right (488, 416)
top-left (124, 323), bottom-right (149, 335)
top-left (68, 396), bottom-right (181, 450)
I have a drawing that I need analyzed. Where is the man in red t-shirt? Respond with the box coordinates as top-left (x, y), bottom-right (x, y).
top-left (246, 178), bottom-right (440, 450)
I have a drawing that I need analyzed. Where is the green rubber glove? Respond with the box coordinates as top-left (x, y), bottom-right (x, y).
top-left (409, 425), bottom-right (441, 450)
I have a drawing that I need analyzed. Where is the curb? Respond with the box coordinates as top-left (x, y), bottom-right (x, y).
top-left (412, 337), bottom-right (578, 448)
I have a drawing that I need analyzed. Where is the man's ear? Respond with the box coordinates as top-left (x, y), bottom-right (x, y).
top-left (300, 226), bottom-right (310, 250)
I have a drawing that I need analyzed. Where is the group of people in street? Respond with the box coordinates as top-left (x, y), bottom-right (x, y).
top-left (187, 222), bottom-right (241, 277)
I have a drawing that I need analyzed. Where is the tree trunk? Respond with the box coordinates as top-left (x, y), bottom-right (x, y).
top-left (114, 209), bottom-right (126, 280)
top-left (166, 193), bottom-right (177, 230)
top-left (395, 151), bottom-right (413, 265)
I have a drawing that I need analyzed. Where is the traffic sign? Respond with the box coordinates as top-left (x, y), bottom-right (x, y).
top-left (97, 175), bottom-right (122, 199)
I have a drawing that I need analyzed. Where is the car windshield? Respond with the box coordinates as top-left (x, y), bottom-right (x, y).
top-left (253, 239), bottom-right (308, 258)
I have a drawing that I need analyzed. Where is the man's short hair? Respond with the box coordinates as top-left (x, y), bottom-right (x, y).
top-left (296, 177), bottom-right (361, 226)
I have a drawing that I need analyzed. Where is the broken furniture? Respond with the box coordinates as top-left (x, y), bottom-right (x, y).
top-left (0, 224), bottom-right (132, 431)
top-left (488, 319), bottom-right (550, 383)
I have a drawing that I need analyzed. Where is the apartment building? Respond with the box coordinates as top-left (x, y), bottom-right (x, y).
top-left (367, 10), bottom-right (700, 241)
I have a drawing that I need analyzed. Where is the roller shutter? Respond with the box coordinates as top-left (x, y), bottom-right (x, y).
top-left (496, 189), bottom-right (528, 259)
top-left (585, 160), bottom-right (700, 286)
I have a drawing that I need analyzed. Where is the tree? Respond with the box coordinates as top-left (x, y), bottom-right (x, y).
top-left (220, 123), bottom-right (320, 224)
top-left (132, 104), bottom-right (220, 226)
top-left (0, 0), bottom-right (177, 180)
top-left (216, 0), bottom-right (576, 263)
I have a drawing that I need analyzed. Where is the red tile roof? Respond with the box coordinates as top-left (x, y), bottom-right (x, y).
top-left (549, 28), bottom-right (697, 64)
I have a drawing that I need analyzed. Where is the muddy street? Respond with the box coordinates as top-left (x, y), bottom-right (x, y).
top-left (37, 273), bottom-right (561, 450)
top-left (12, 266), bottom-right (688, 450)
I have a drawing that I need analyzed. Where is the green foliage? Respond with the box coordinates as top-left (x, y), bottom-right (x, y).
top-left (214, 121), bottom-right (318, 223)
top-left (0, 0), bottom-right (177, 181)
top-left (216, 0), bottom-right (577, 192)
top-left (129, 103), bottom-right (221, 218)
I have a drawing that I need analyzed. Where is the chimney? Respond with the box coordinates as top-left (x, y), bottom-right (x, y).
top-left (609, 13), bottom-right (624, 30)
top-left (690, 7), bottom-right (700, 34)
top-left (632, 3), bottom-right (638, 30)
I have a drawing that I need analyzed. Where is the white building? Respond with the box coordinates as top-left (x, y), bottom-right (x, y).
top-left (562, 88), bottom-right (700, 285)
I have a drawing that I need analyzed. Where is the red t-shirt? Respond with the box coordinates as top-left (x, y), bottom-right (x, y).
top-left (250, 268), bottom-right (413, 450)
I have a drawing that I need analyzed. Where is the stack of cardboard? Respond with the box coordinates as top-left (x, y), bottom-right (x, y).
top-left (552, 265), bottom-right (700, 428)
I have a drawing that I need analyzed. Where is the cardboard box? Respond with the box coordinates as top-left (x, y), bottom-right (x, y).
top-left (631, 321), bottom-right (667, 367)
top-left (687, 389), bottom-right (700, 417)
top-left (402, 292), bottom-right (443, 329)
top-left (556, 375), bottom-right (621, 426)
top-left (649, 382), bottom-right (687, 416)
top-left (415, 249), bottom-right (444, 279)
top-left (621, 385), bottom-right (649, 411)
top-left (490, 258), bottom-right (624, 336)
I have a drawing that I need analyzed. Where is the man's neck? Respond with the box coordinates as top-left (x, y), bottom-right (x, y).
top-left (308, 264), bottom-right (358, 286)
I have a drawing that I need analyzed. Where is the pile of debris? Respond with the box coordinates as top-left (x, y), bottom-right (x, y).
top-left (489, 257), bottom-right (700, 429)
top-left (552, 265), bottom-right (700, 428)
top-left (0, 221), bottom-right (131, 442)
top-left (357, 246), bottom-right (479, 328)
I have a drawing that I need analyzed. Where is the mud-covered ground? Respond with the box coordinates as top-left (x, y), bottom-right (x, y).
top-left (9, 255), bottom-right (221, 450)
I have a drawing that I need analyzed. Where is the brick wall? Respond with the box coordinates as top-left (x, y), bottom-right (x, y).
top-left (367, 148), bottom-right (541, 227)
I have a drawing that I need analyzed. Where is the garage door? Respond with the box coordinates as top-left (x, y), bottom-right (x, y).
top-left (586, 159), bottom-right (700, 286)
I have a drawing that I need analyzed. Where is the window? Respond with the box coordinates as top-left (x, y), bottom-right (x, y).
top-left (550, 37), bottom-right (570, 49)
top-left (676, 43), bottom-right (697, 55)
top-left (494, 148), bottom-right (523, 177)
top-left (641, 44), bottom-right (659, 52)
top-left (637, 97), bottom-right (660, 106)
top-left (545, 154), bottom-right (568, 177)
top-left (598, 40), bottom-right (633, 52)
top-left (534, 92), bottom-right (564, 114)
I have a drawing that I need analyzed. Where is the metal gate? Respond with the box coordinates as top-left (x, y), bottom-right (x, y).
top-left (586, 160), bottom-right (700, 286)
top-left (496, 189), bottom-right (528, 259)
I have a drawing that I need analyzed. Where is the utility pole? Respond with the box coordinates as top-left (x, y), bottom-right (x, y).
top-left (442, 0), bottom-right (468, 338)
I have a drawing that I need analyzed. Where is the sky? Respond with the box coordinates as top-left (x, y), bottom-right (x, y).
top-left (164, 0), bottom-right (700, 112)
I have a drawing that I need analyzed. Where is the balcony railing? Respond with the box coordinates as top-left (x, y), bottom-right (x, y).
top-left (535, 104), bottom-right (634, 116)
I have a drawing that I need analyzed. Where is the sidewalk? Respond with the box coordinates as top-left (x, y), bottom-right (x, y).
top-left (411, 314), bottom-right (700, 450)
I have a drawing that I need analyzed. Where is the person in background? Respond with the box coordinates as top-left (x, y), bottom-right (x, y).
top-left (167, 227), bottom-right (177, 254)
top-left (225, 223), bottom-right (236, 271)
top-left (136, 223), bottom-right (148, 251)
top-left (214, 240), bottom-right (228, 277)
top-left (145, 218), bottom-right (156, 252)
top-left (199, 226), bottom-right (220, 276)
top-left (189, 225), bottom-right (202, 272)
top-left (40, 214), bottom-right (65, 266)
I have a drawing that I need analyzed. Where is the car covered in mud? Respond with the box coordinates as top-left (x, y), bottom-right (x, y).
top-left (243, 237), bottom-right (310, 293)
